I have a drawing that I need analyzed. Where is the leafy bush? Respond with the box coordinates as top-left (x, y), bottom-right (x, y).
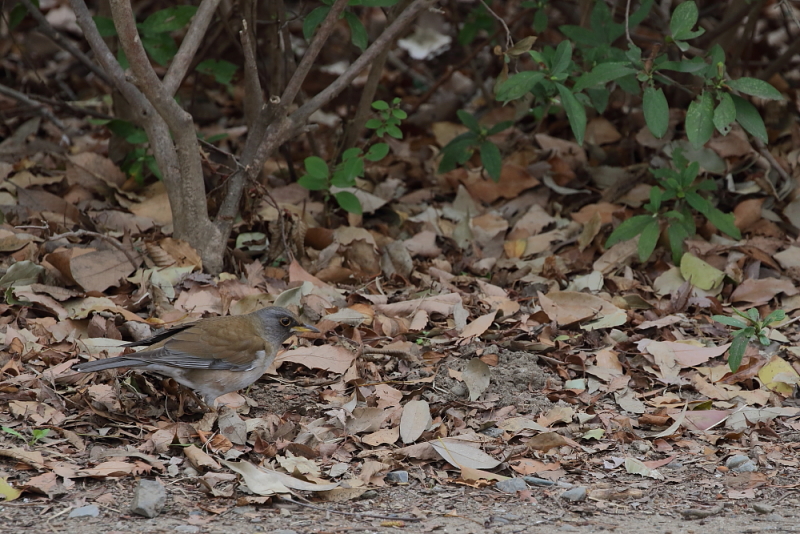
top-left (298, 99), bottom-right (403, 213)
top-left (605, 148), bottom-right (741, 264)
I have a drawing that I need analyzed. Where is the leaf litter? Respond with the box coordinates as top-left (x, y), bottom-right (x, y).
top-left (3, 5), bottom-right (800, 534)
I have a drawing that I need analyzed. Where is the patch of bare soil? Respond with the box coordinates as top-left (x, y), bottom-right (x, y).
top-left (3, 477), bottom-right (798, 534)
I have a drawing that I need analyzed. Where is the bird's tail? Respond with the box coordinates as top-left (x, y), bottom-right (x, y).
top-left (72, 357), bottom-right (145, 373)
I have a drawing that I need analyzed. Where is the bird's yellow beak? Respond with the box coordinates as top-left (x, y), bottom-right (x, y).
top-left (291, 323), bottom-right (319, 334)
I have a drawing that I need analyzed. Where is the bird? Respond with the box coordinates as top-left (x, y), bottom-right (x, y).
top-left (72, 306), bottom-right (319, 407)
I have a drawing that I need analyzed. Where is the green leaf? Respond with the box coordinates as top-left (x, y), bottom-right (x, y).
top-left (457, 110), bottom-right (481, 132)
top-left (495, 71), bottom-right (546, 103)
top-left (371, 100), bottom-right (389, 111)
top-left (705, 208), bottom-right (741, 239)
top-left (386, 125), bottom-right (402, 139)
top-left (365, 118), bottom-right (382, 129)
top-left (533, 9), bottom-right (548, 33)
top-left (343, 12), bottom-right (368, 50)
top-left (392, 108), bottom-right (408, 120)
top-left (139, 6), bottom-right (198, 34)
top-left (9, 3), bottom-right (30, 30)
top-left (303, 6), bottom-right (330, 41)
top-left (341, 147), bottom-right (361, 161)
top-left (669, 1), bottom-right (699, 38)
top-left (637, 219), bottom-right (660, 262)
top-left (643, 86), bottom-right (669, 138)
top-left (335, 191), bottom-right (362, 214)
top-left (550, 40), bottom-right (572, 75)
top-left (298, 174), bottom-right (328, 191)
top-left (656, 58), bottom-right (708, 74)
top-left (726, 77), bottom-right (783, 101)
top-left (764, 309), bottom-right (786, 325)
top-left (666, 222), bottom-right (689, 264)
top-left (573, 62), bottom-right (637, 92)
top-left (559, 25), bottom-right (604, 46)
top-left (304, 156), bottom-right (329, 179)
top-left (339, 155), bottom-right (364, 184)
top-left (684, 191), bottom-right (710, 215)
top-left (727, 333), bottom-right (749, 372)
top-left (712, 315), bottom-right (748, 329)
top-left (555, 83), bottom-right (586, 145)
top-left (713, 92), bottom-right (736, 136)
top-left (731, 94), bottom-right (768, 143)
top-left (141, 32), bottom-right (177, 66)
top-left (606, 215), bottom-right (656, 247)
top-left (685, 92), bottom-right (714, 149)
top-left (92, 16), bottom-right (117, 37)
top-left (365, 143), bottom-right (389, 162)
top-left (479, 141), bottom-right (502, 181)
top-left (486, 121), bottom-right (513, 136)
top-left (586, 87), bottom-right (609, 113)
top-left (196, 60), bottom-right (238, 85)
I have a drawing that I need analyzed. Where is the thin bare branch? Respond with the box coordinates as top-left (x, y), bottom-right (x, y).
top-left (163, 0), bottom-right (223, 96)
top-left (68, 0), bottom-right (151, 117)
top-left (240, 18), bottom-right (263, 131)
top-left (0, 82), bottom-right (70, 134)
top-left (279, 0), bottom-right (350, 114)
top-left (19, 0), bottom-right (112, 86)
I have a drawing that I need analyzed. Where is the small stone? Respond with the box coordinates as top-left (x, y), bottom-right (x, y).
top-left (753, 503), bottom-right (774, 514)
top-left (495, 478), bottom-right (528, 493)
top-left (522, 476), bottom-right (555, 487)
top-left (726, 454), bottom-right (757, 473)
top-left (130, 479), bottom-right (167, 518)
top-left (174, 526), bottom-right (200, 533)
top-left (360, 490), bottom-right (379, 499)
top-left (560, 486), bottom-right (587, 502)
top-left (385, 470), bottom-right (409, 484)
top-left (69, 504), bottom-right (100, 518)
top-left (233, 506), bottom-right (257, 515)
top-left (480, 426), bottom-right (504, 438)
top-left (271, 530), bottom-right (299, 534)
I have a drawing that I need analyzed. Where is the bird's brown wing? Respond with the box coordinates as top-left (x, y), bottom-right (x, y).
top-left (131, 319), bottom-right (271, 371)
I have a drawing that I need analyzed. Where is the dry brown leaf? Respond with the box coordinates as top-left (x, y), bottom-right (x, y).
top-left (399, 400), bottom-right (432, 444)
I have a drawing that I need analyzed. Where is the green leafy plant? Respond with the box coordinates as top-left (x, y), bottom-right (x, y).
top-left (494, 0), bottom-right (783, 149)
top-left (605, 148), bottom-right (741, 263)
top-left (1, 426), bottom-right (50, 446)
top-left (298, 99), bottom-right (401, 213)
top-left (712, 308), bottom-right (786, 372)
top-left (89, 118), bottom-right (162, 184)
top-left (304, 0), bottom-right (399, 51)
top-left (365, 97), bottom-right (406, 140)
top-left (438, 110), bottom-right (512, 181)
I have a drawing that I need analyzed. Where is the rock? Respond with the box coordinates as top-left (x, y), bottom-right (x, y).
top-left (753, 503), bottom-right (774, 514)
top-left (69, 504), bottom-right (100, 518)
top-left (522, 476), bottom-right (555, 487)
top-left (385, 470), bottom-right (409, 484)
top-left (726, 454), bottom-right (757, 472)
top-left (175, 526), bottom-right (200, 533)
top-left (130, 479), bottom-right (167, 518)
top-left (495, 477), bottom-right (528, 493)
top-left (560, 486), bottom-right (587, 502)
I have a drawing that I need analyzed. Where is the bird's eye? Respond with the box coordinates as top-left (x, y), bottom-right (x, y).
top-left (280, 317), bottom-right (292, 327)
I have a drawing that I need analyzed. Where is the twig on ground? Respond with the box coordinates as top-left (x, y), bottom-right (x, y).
top-left (0, 83), bottom-right (70, 135)
top-left (279, 496), bottom-right (423, 522)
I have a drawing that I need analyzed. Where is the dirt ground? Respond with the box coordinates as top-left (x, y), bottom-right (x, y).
top-left (3, 347), bottom-right (799, 533)
top-left (2, 477), bottom-right (799, 534)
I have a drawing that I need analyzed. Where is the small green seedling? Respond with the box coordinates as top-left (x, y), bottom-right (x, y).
top-left (712, 308), bottom-right (786, 372)
top-left (1, 426), bottom-right (51, 446)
